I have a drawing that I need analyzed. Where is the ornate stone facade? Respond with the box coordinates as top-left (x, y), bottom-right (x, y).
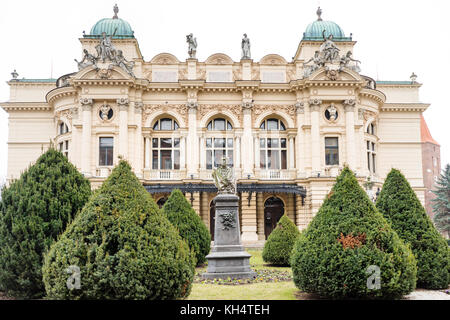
top-left (1, 7), bottom-right (431, 244)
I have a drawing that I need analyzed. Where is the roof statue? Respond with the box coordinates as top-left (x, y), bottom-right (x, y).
top-left (316, 7), bottom-right (323, 21)
top-left (241, 33), bottom-right (251, 59)
top-left (75, 49), bottom-right (97, 70)
top-left (212, 157), bottom-right (236, 194)
top-left (340, 51), bottom-right (361, 73)
top-left (11, 69), bottom-right (18, 80)
top-left (186, 33), bottom-right (197, 59)
top-left (113, 4), bottom-right (119, 19)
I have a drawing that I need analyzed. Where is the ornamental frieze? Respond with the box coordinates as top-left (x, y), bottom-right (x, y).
top-left (252, 104), bottom-right (296, 125)
top-left (55, 108), bottom-right (78, 125)
top-left (142, 104), bottom-right (188, 126)
top-left (198, 104), bottom-right (242, 123)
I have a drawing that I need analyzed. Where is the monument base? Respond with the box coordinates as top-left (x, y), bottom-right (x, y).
top-left (201, 193), bottom-right (256, 280)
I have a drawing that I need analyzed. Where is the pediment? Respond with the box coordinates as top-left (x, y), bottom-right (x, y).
top-left (308, 67), bottom-right (362, 82)
top-left (150, 53), bottom-right (180, 65)
top-left (205, 53), bottom-right (234, 65)
top-left (259, 54), bottom-right (287, 65)
top-left (74, 65), bottom-right (133, 80)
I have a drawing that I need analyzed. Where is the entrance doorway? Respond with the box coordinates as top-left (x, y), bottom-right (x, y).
top-left (156, 196), bottom-right (168, 209)
top-left (210, 200), bottom-right (216, 241)
top-left (264, 197), bottom-right (284, 239)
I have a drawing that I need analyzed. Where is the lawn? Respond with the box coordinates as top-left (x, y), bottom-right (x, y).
top-left (188, 249), bottom-right (299, 300)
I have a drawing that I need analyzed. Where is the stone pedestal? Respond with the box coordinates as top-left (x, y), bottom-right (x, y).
top-left (202, 194), bottom-right (256, 280)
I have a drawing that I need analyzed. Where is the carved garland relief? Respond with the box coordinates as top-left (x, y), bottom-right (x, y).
top-left (198, 104), bottom-right (242, 123)
top-left (252, 104), bottom-right (296, 126)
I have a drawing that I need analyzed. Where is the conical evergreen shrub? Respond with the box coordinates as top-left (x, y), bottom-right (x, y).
top-left (376, 168), bottom-right (450, 289)
top-left (262, 214), bottom-right (300, 266)
top-left (161, 189), bottom-right (211, 266)
top-left (42, 161), bottom-right (195, 299)
top-left (0, 148), bottom-right (91, 298)
top-left (291, 167), bottom-right (417, 299)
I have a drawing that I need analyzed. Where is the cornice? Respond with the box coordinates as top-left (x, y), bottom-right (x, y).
top-left (46, 87), bottom-right (78, 104)
top-left (381, 103), bottom-right (429, 112)
top-left (1, 102), bottom-right (52, 112)
top-left (359, 88), bottom-right (386, 104)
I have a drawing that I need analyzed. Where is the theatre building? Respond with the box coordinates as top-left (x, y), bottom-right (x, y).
top-left (1, 7), bottom-right (433, 244)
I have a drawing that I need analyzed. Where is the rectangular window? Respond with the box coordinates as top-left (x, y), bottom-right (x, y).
top-left (152, 137), bottom-right (180, 170)
top-left (99, 137), bottom-right (114, 166)
top-left (325, 137), bottom-right (339, 166)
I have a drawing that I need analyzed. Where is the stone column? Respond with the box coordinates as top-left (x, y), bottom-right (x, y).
top-left (344, 99), bottom-right (356, 170)
top-left (295, 102), bottom-right (305, 176)
top-left (69, 106), bottom-right (80, 168)
top-left (144, 137), bottom-right (151, 169)
top-left (192, 191), bottom-right (201, 216)
top-left (117, 98), bottom-right (129, 159)
top-left (80, 98), bottom-right (93, 177)
top-left (201, 192), bottom-right (209, 227)
top-left (200, 135), bottom-right (206, 169)
top-left (256, 192), bottom-right (265, 240)
top-left (253, 136), bottom-right (260, 170)
top-left (180, 134), bottom-right (186, 171)
top-left (235, 136), bottom-right (241, 170)
top-left (309, 99), bottom-right (322, 174)
top-left (241, 101), bottom-right (254, 177)
top-left (240, 191), bottom-right (258, 243)
top-left (134, 102), bottom-right (143, 178)
top-left (287, 193), bottom-right (295, 222)
top-left (289, 136), bottom-right (295, 170)
top-left (186, 100), bottom-right (198, 177)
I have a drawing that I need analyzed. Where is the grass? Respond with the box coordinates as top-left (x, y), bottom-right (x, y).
top-left (188, 249), bottom-right (299, 300)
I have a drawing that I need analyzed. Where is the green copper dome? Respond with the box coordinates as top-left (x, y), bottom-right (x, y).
top-left (86, 5), bottom-right (134, 39)
top-left (302, 8), bottom-right (352, 41)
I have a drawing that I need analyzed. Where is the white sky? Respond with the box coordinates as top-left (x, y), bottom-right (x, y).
top-left (1, 0), bottom-right (449, 182)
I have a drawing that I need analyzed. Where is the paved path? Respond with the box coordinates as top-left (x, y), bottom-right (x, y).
top-left (403, 289), bottom-right (450, 300)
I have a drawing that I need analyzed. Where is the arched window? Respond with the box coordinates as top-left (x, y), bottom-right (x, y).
top-left (205, 118), bottom-right (234, 169)
top-left (58, 122), bottom-right (69, 135)
top-left (58, 122), bottom-right (69, 157)
top-left (367, 122), bottom-right (375, 135)
top-left (207, 118), bottom-right (233, 131)
top-left (150, 117), bottom-right (180, 171)
top-left (153, 118), bottom-right (179, 131)
top-left (260, 118), bottom-right (286, 131)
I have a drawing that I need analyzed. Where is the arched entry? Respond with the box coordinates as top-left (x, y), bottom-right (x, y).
top-left (157, 196), bottom-right (168, 209)
top-left (264, 197), bottom-right (284, 239)
top-left (210, 200), bottom-right (216, 241)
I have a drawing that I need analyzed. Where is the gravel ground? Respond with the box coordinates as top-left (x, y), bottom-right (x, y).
top-left (403, 289), bottom-right (450, 300)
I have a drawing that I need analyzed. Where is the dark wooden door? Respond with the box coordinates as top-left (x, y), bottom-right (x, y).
top-left (210, 201), bottom-right (216, 241)
top-left (264, 197), bottom-right (284, 239)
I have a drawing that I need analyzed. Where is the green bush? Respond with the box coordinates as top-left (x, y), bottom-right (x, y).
top-left (162, 189), bottom-right (211, 266)
top-left (291, 167), bottom-right (417, 299)
top-left (0, 148), bottom-right (91, 299)
top-left (376, 168), bottom-right (450, 289)
top-left (42, 161), bottom-right (195, 299)
top-left (262, 214), bottom-right (300, 266)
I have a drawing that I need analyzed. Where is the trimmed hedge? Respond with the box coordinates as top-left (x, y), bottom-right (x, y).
top-left (262, 214), bottom-right (300, 266)
top-left (0, 149), bottom-right (91, 299)
top-left (161, 189), bottom-right (211, 266)
top-left (291, 167), bottom-right (417, 299)
top-left (376, 168), bottom-right (450, 289)
top-left (42, 161), bottom-right (195, 299)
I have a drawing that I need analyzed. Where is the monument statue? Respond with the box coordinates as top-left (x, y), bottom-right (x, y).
top-left (203, 155), bottom-right (256, 280)
top-left (241, 33), bottom-right (251, 59)
top-left (212, 157), bottom-right (236, 194)
top-left (186, 33), bottom-right (197, 59)
top-left (303, 50), bottom-right (323, 77)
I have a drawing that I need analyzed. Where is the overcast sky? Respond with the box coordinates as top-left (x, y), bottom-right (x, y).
top-left (1, 0), bottom-right (449, 183)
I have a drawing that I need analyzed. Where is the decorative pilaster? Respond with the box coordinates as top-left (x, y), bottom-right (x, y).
top-left (80, 98), bottom-right (93, 176)
top-left (295, 102), bottom-right (305, 177)
top-left (240, 191), bottom-right (258, 243)
top-left (144, 136), bottom-right (151, 169)
top-left (117, 98), bottom-right (129, 160)
top-left (309, 99), bottom-right (322, 174)
top-left (344, 99), bottom-right (356, 169)
top-left (186, 89), bottom-right (199, 177)
top-left (241, 99), bottom-right (254, 177)
top-left (134, 102), bottom-right (143, 177)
